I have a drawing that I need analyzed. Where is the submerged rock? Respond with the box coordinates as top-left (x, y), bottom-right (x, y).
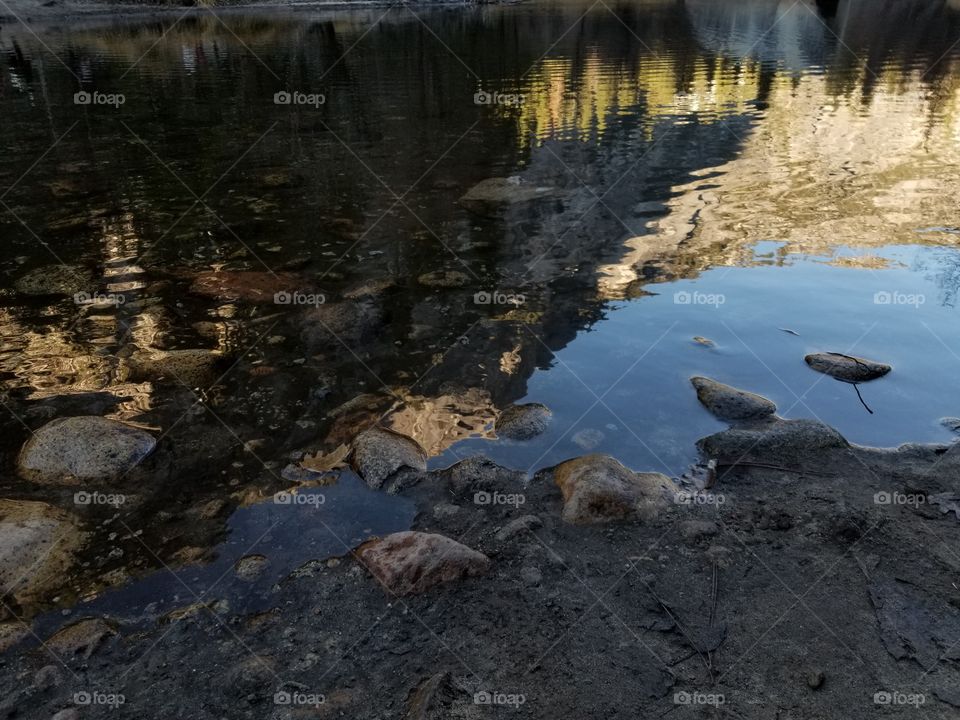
top-left (235, 554), bottom-right (268, 581)
top-left (690, 376), bottom-right (777, 423)
top-left (14, 265), bottom-right (94, 297)
top-left (300, 300), bottom-right (382, 347)
top-left (46, 618), bottom-right (116, 659)
top-left (550, 454), bottom-right (671, 524)
top-left (804, 352), bottom-right (891, 383)
top-left (940, 417), bottom-right (960, 434)
top-left (18, 416), bottom-right (156, 484)
top-left (121, 349), bottom-right (226, 388)
top-left (0, 499), bottom-right (86, 608)
top-left (697, 417), bottom-right (847, 464)
top-left (416, 270), bottom-right (472, 288)
top-left (495, 403), bottom-right (552, 440)
top-left (189, 270), bottom-right (303, 304)
top-left (358, 531), bottom-right (490, 595)
top-left (460, 176), bottom-right (558, 205)
top-left (351, 427), bottom-right (427, 489)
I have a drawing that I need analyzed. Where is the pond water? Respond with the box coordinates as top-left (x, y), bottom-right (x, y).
top-left (3, 0), bottom-right (960, 619)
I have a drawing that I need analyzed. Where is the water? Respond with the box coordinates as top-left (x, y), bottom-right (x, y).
top-left (2, 0), bottom-right (960, 619)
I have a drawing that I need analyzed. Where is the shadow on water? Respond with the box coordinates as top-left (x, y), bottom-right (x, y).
top-left (2, 0), bottom-right (960, 624)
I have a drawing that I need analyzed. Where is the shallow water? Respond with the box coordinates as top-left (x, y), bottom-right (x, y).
top-left (3, 0), bottom-right (960, 616)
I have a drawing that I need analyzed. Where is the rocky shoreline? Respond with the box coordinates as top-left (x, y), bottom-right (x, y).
top-left (3, 373), bottom-right (960, 718)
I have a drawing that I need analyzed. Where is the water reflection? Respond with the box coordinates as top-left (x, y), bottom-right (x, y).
top-left (2, 0), bottom-right (960, 619)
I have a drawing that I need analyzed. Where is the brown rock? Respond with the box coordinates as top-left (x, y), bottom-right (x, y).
top-left (46, 618), bottom-right (116, 658)
top-left (552, 454), bottom-right (671, 524)
top-left (190, 270), bottom-right (303, 304)
top-left (357, 531), bottom-right (490, 595)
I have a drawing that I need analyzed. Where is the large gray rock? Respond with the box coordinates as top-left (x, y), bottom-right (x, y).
top-left (690, 376), bottom-right (777, 423)
top-left (551, 454), bottom-right (671, 524)
top-left (0, 500), bottom-right (86, 608)
top-left (351, 427), bottom-right (427, 489)
top-left (18, 416), bottom-right (157, 484)
top-left (697, 418), bottom-right (847, 464)
top-left (357, 531), bottom-right (490, 595)
top-left (804, 352), bottom-right (891, 383)
top-left (495, 403), bottom-right (552, 440)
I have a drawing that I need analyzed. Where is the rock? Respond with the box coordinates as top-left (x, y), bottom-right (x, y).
top-left (18, 417), bottom-right (157, 484)
top-left (121, 349), bottom-right (226, 388)
top-left (869, 577), bottom-right (960, 670)
top-left (0, 622), bottom-right (30, 653)
top-left (572, 428), bottom-right (605, 450)
top-left (15, 265), bottom-right (94, 296)
top-left (351, 427), bottom-right (427, 489)
top-left (697, 418), bottom-right (847, 465)
top-left (460, 176), bottom-right (559, 205)
top-left (806, 670), bottom-right (825, 689)
top-left (940, 417), bottom-right (960, 434)
top-left (51, 710), bottom-right (80, 720)
top-left (690, 376), bottom-right (777, 423)
top-left (520, 565), bottom-right (543, 585)
top-left (804, 352), bottom-right (891, 383)
top-left (495, 515), bottom-right (543, 542)
top-left (0, 499), bottom-right (86, 607)
top-left (417, 270), bottom-right (471, 288)
top-left (679, 520), bottom-right (719, 542)
top-left (190, 270), bottom-right (304, 304)
top-left (433, 503), bottom-right (461, 519)
top-left (357, 531), bottom-right (490, 595)
top-left (495, 403), bottom-right (552, 441)
top-left (300, 300), bottom-right (382, 348)
top-left (225, 656), bottom-right (276, 692)
top-left (235, 555), bottom-right (268, 581)
top-left (32, 665), bottom-right (64, 691)
top-left (550, 454), bottom-right (672, 524)
top-left (631, 200), bottom-right (669, 217)
top-left (46, 618), bottom-right (116, 658)
top-left (406, 671), bottom-right (459, 720)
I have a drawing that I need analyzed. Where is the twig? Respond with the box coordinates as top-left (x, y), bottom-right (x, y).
top-left (853, 383), bottom-right (874, 414)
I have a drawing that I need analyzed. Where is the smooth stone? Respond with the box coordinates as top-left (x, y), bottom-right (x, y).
top-left (14, 265), bottom-right (94, 296)
top-left (18, 417), bottom-right (157, 484)
top-left (495, 403), bottom-right (552, 441)
top-left (235, 554), bottom-right (268, 581)
top-left (460, 176), bottom-right (558, 204)
top-left (690, 376), bottom-right (777, 423)
top-left (697, 418), bottom-right (848, 463)
top-left (121, 348), bottom-right (226, 388)
top-left (416, 270), bottom-right (471, 288)
top-left (804, 352), bottom-right (891, 383)
top-left (551, 454), bottom-right (671, 524)
top-left (351, 427), bottom-right (427, 489)
top-left (0, 499), bottom-right (86, 607)
top-left (357, 531), bottom-right (490, 595)
top-left (807, 670), bottom-right (825, 689)
top-left (46, 618), bottom-right (116, 658)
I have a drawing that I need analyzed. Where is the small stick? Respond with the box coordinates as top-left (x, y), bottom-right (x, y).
top-left (853, 383), bottom-right (874, 414)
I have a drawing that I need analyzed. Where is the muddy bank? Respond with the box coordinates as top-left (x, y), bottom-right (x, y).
top-left (2, 406), bottom-right (960, 719)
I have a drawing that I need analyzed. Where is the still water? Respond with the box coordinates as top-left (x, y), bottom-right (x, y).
top-left (3, 0), bottom-right (960, 618)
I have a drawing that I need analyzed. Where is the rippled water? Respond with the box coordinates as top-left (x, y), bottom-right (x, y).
top-left (3, 0), bottom-right (960, 617)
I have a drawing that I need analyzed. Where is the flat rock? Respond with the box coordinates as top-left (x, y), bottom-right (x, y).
top-left (495, 403), bottom-right (552, 440)
top-left (416, 270), bottom-right (471, 288)
top-left (46, 618), bottom-right (116, 658)
top-left (18, 417), bottom-right (157, 484)
top-left (690, 376), bottom-right (777, 423)
top-left (460, 176), bottom-right (558, 204)
top-left (357, 531), bottom-right (490, 595)
top-left (15, 265), bottom-right (94, 296)
top-left (697, 418), bottom-right (847, 465)
top-left (869, 577), bottom-right (960, 670)
top-left (551, 454), bottom-right (672, 524)
top-left (190, 270), bottom-right (303, 304)
top-left (804, 352), bottom-right (891, 383)
top-left (0, 499), bottom-right (86, 608)
top-left (351, 427), bottom-right (427, 489)
top-left (121, 348), bottom-right (226, 388)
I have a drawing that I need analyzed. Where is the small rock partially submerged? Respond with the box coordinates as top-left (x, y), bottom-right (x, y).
top-left (940, 417), bottom-right (960, 434)
top-left (460, 176), bottom-right (558, 205)
top-left (550, 454), bottom-right (671, 524)
top-left (697, 417), bottom-right (848, 465)
top-left (690, 376), bottom-right (777, 423)
top-left (357, 531), bottom-right (490, 595)
top-left (0, 499), bottom-right (86, 608)
top-left (804, 352), bottom-right (891, 383)
top-left (14, 264), bottom-right (95, 296)
top-left (351, 427), bottom-right (427, 489)
top-left (18, 416), bottom-right (157, 484)
top-left (495, 403), bottom-right (551, 440)
top-left (190, 270), bottom-right (303, 304)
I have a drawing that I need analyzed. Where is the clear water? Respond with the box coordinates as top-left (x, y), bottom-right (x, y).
top-left (3, 0), bottom-right (960, 616)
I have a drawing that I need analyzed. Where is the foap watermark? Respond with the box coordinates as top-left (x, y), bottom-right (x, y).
top-left (473, 290), bottom-right (525, 306)
top-left (673, 290), bottom-right (725, 307)
top-left (274, 90), bottom-right (325, 108)
top-left (674, 691), bottom-right (725, 706)
top-left (273, 690), bottom-right (326, 707)
top-left (874, 491), bottom-right (925, 507)
top-left (474, 490), bottom-right (525, 508)
top-left (473, 690), bottom-right (526, 707)
top-left (874, 690), bottom-right (925, 707)
top-left (74, 90), bottom-right (125, 108)
top-left (74, 491), bottom-right (126, 508)
top-left (274, 290), bottom-right (325, 306)
top-left (474, 89), bottom-right (526, 107)
top-left (674, 490), bottom-right (725, 506)
top-left (74, 291), bottom-right (126, 307)
top-left (74, 690), bottom-right (125, 708)
top-left (274, 490), bottom-right (325, 507)
top-left (874, 291), bottom-right (925, 308)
